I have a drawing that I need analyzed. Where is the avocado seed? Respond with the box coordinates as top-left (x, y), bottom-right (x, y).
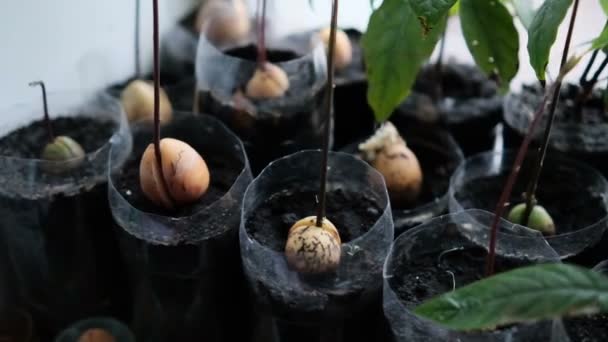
top-left (140, 138), bottom-right (210, 209)
top-left (359, 122), bottom-right (423, 206)
top-left (245, 63), bottom-right (290, 99)
top-left (285, 216), bottom-right (341, 274)
top-left (318, 27), bottom-right (353, 70)
top-left (196, 0), bottom-right (250, 45)
top-left (507, 203), bottom-right (556, 235)
top-left (78, 328), bottom-right (116, 342)
top-left (121, 80), bottom-right (173, 124)
top-left (41, 136), bottom-right (85, 172)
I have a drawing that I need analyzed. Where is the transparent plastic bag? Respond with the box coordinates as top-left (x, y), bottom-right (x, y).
top-left (195, 25), bottom-right (329, 173)
top-left (383, 209), bottom-right (568, 341)
top-left (449, 150), bottom-right (608, 259)
top-left (108, 112), bottom-right (253, 341)
top-left (0, 91), bottom-right (130, 338)
top-left (240, 150), bottom-right (394, 341)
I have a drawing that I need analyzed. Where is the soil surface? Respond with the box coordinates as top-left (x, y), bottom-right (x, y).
top-left (114, 123), bottom-right (242, 218)
top-left (519, 83), bottom-right (608, 125)
top-left (564, 314), bottom-right (608, 342)
top-left (390, 247), bottom-right (522, 307)
top-left (246, 187), bottom-right (382, 251)
top-left (0, 117), bottom-right (115, 158)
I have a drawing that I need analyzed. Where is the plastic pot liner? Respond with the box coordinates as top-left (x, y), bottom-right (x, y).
top-left (383, 209), bottom-right (568, 342)
top-left (449, 150), bottom-right (608, 259)
top-left (55, 317), bottom-right (135, 342)
top-left (195, 29), bottom-right (328, 173)
top-left (108, 112), bottom-right (252, 341)
top-left (240, 150), bottom-right (394, 325)
top-left (504, 83), bottom-right (608, 154)
top-left (0, 91), bottom-right (130, 337)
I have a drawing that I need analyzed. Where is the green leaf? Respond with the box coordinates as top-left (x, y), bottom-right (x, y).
top-left (592, 24), bottom-right (608, 50)
top-left (512, 0), bottom-right (537, 29)
top-left (527, 0), bottom-right (573, 81)
top-left (408, 0), bottom-right (458, 33)
top-left (459, 0), bottom-right (520, 88)
top-left (414, 264), bottom-right (608, 331)
top-left (362, 0), bottom-right (445, 122)
top-left (601, 0), bottom-right (608, 16)
top-left (449, 1), bottom-right (460, 16)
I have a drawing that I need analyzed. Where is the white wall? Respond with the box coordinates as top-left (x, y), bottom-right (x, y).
top-left (0, 0), bottom-right (197, 106)
top-left (1, 0), bottom-right (606, 108)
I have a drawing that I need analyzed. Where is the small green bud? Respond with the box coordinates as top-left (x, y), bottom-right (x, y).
top-left (507, 203), bottom-right (556, 235)
top-left (41, 136), bottom-right (85, 173)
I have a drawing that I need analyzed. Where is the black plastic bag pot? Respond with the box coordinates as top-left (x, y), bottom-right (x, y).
top-left (0, 91), bottom-right (131, 339)
top-left (449, 150), bottom-right (608, 262)
top-left (383, 210), bottom-right (569, 341)
top-left (108, 112), bottom-right (253, 341)
top-left (240, 150), bottom-right (394, 342)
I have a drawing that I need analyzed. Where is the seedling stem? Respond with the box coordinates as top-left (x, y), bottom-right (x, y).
top-left (28, 81), bottom-right (54, 142)
top-left (256, 0), bottom-right (268, 69)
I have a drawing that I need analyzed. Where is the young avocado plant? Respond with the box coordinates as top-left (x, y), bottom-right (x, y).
top-left (284, 0), bottom-right (341, 274)
top-left (362, 0), bottom-right (520, 122)
top-left (29, 81), bottom-right (85, 172)
top-left (139, 0), bottom-right (210, 210)
top-left (244, 0), bottom-right (289, 99)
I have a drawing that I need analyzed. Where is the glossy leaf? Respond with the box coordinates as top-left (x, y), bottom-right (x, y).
top-left (362, 0), bottom-right (444, 122)
top-left (527, 0), bottom-right (573, 81)
top-left (409, 0), bottom-right (458, 33)
top-left (459, 0), bottom-right (520, 88)
top-left (415, 263), bottom-right (608, 331)
top-left (592, 23), bottom-right (608, 50)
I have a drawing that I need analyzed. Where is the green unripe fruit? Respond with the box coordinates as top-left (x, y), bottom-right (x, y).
top-left (41, 136), bottom-right (85, 173)
top-left (507, 203), bottom-right (556, 235)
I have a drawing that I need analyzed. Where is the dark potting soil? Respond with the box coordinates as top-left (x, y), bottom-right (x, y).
top-left (519, 83), bottom-right (608, 125)
top-left (246, 187), bottom-right (382, 252)
top-left (564, 314), bottom-right (608, 342)
top-left (114, 132), bottom-right (242, 218)
top-left (0, 117), bottom-right (115, 159)
top-left (389, 247), bottom-right (522, 308)
top-left (454, 172), bottom-right (608, 237)
top-left (414, 63), bottom-right (499, 101)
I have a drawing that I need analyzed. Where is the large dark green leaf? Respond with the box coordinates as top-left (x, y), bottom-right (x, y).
top-left (414, 264), bottom-right (608, 331)
top-left (527, 0), bottom-right (573, 81)
top-left (362, 0), bottom-right (444, 122)
top-left (408, 0), bottom-right (457, 33)
top-left (459, 0), bottom-right (519, 89)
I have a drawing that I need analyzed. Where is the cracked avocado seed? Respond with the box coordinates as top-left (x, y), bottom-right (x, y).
top-left (121, 80), bottom-right (173, 124)
top-left (285, 216), bottom-right (341, 274)
top-left (245, 63), bottom-right (289, 99)
top-left (140, 138), bottom-right (209, 209)
top-left (318, 27), bottom-right (353, 70)
top-left (78, 328), bottom-right (116, 342)
top-left (507, 203), bottom-right (556, 235)
top-left (196, 0), bottom-right (250, 44)
top-left (359, 122), bottom-right (422, 205)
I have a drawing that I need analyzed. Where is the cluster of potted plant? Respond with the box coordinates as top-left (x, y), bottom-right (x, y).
top-left (2, 0), bottom-right (608, 341)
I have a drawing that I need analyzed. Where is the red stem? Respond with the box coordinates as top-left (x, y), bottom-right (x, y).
top-left (484, 83), bottom-right (556, 276)
top-left (316, 0), bottom-right (338, 227)
top-left (152, 0), bottom-right (174, 209)
top-left (29, 81), bottom-right (55, 142)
